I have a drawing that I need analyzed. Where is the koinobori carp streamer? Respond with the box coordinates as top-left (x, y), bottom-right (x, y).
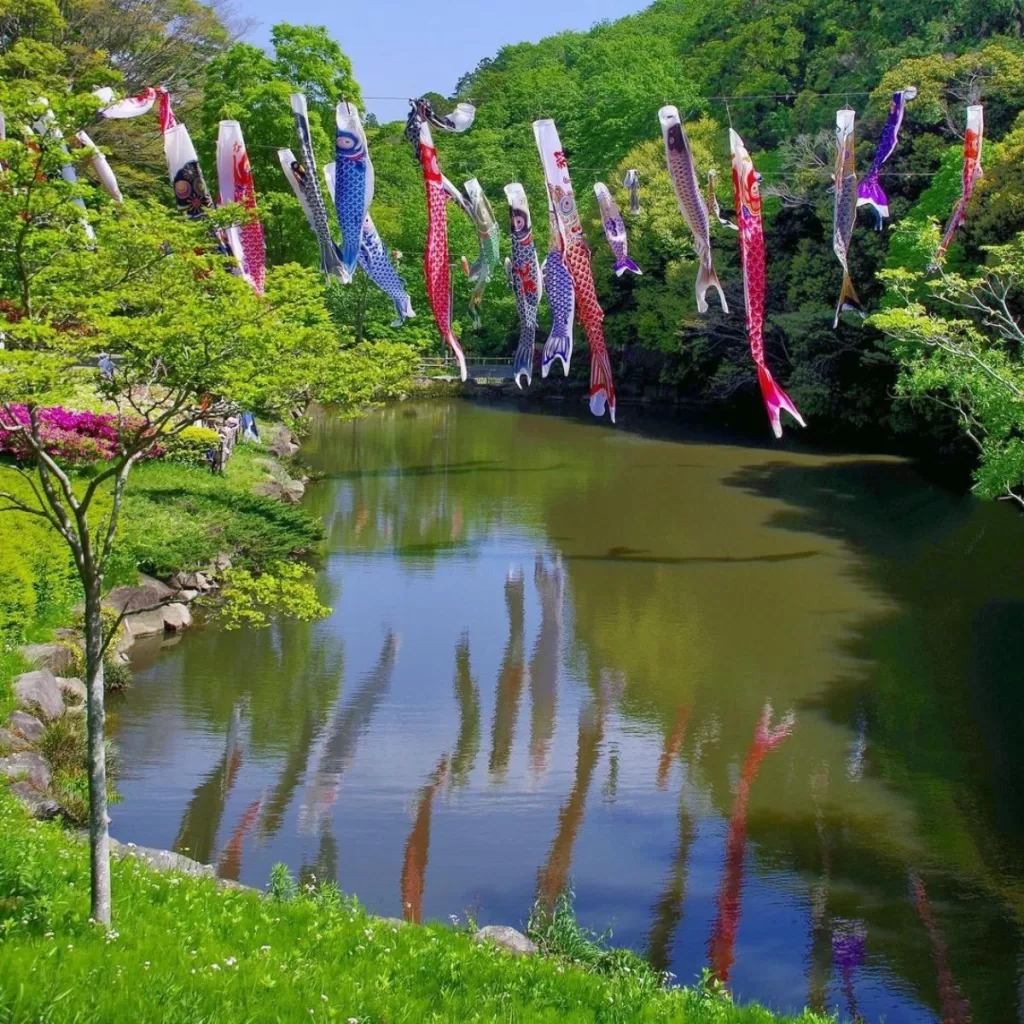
top-left (594, 182), bottom-right (641, 277)
top-left (832, 108), bottom-right (864, 327)
top-left (216, 120), bottom-right (265, 294)
top-left (659, 106), bottom-right (727, 314)
top-left (405, 99), bottom-right (475, 381)
top-left (534, 118), bottom-right (616, 422)
top-left (730, 128), bottom-right (806, 438)
top-left (934, 104), bottom-right (984, 266)
top-left (857, 87), bottom-right (917, 228)
top-left (504, 183), bottom-right (542, 389)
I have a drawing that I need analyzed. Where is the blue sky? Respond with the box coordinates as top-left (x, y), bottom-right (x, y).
top-left (239, 0), bottom-right (649, 123)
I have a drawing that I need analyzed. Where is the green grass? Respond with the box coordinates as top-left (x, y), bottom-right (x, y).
top-left (0, 791), bottom-right (830, 1024)
top-left (115, 446), bottom-right (323, 578)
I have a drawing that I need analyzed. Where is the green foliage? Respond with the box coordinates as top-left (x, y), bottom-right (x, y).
top-left (528, 889), bottom-right (664, 990)
top-left (162, 426), bottom-right (221, 467)
top-left (872, 230), bottom-right (1024, 507)
top-left (217, 561), bottom-right (330, 631)
top-left (116, 451), bottom-right (325, 577)
top-left (0, 789), bottom-right (827, 1023)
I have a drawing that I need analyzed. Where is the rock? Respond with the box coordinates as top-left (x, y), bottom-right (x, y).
top-left (161, 603), bottom-right (192, 632)
top-left (9, 710), bottom-right (45, 743)
top-left (110, 839), bottom-right (216, 879)
top-left (212, 553), bottom-right (233, 572)
top-left (473, 926), bottom-right (537, 957)
top-left (104, 575), bottom-right (175, 616)
top-left (17, 642), bottom-right (77, 676)
top-left (170, 570), bottom-right (215, 593)
top-left (268, 426), bottom-right (300, 458)
top-left (9, 782), bottom-right (61, 820)
top-left (14, 669), bottom-right (65, 721)
top-left (176, 589), bottom-right (199, 603)
top-left (253, 477), bottom-right (304, 505)
top-left (1, 751), bottom-right (52, 790)
top-left (123, 608), bottom-right (168, 639)
top-left (378, 917), bottom-right (407, 930)
top-left (57, 677), bottom-right (87, 705)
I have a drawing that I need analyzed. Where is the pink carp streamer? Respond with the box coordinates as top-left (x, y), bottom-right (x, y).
top-left (730, 129), bottom-right (806, 438)
top-left (216, 120), bottom-right (266, 294)
top-left (534, 118), bottom-right (617, 422)
top-left (707, 703), bottom-right (795, 983)
top-left (405, 100), bottom-right (476, 381)
top-left (656, 706), bottom-right (690, 790)
top-left (934, 105), bottom-right (984, 267)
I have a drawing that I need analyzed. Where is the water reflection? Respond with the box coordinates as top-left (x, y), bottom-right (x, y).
top-left (300, 632), bottom-right (399, 834)
top-left (488, 569), bottom-right (526, 782)
top-left (113, 401), bottom-right (1024, 1023)
top-left (708, 704), bottom-right (795, 984)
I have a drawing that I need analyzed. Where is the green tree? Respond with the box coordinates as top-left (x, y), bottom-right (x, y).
top-left (0, 87), bottom-right (345, 924)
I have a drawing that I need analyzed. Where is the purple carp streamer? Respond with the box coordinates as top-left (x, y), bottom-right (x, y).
top-left (290, 93), bottom-right (347, 282)
top-left (857, 87), bottom-right (917, 228)
top-left (74, 130), bottom-right (122, 203)
top-left (659, 105), bottom-right (727, 314)
top-left (623, 168), bottom-right (640, 215)
top-left (832, 108), bottom-right (864, 327)
top-left (934, 105), bottom-right (984, 266)
top-left (541, 196), bottom-right (575, 378)
top-left (504, 183), bottom-right (542, 389)
top-left (594, 182), bottom-right (641, 277)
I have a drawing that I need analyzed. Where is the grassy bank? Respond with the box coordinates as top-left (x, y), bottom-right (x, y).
top-left (0, 792), bottom-right (826, 1024)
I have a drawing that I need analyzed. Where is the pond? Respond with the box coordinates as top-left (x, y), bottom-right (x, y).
top-left (112, 399), bottom-right (1024, 1023)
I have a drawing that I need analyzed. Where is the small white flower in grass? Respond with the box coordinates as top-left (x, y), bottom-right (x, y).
top-left (348, 1018), bottom-right (359, 1024)
top-left (449, 914), bottom-right (459, 926)
top-left (44, 932), bottom-right (54, 939)
top-left (384, 948), bottom-right (391, 954)
top-left (211, 963), bottom-right (221, 971)
top-left (67, 945), bottom-right (73, 951)
top-left (225, 957), bottom-right (237, 967)
top-left (260, 945), bottom-right (271, 953)
top-left (88, 917), bottom-right (95, 925)
top-left (144, 962), bottom-right (151, 969)
top-left (191, 969), bottom-right (196, 975)
top-left (321, 994), bottom-right (328, 1002)
top-left (364, 929), bottom-right (373, 939)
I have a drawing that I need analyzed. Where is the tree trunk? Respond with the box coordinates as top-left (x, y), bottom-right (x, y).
top-left (83, 579), bottom-right (112, 926)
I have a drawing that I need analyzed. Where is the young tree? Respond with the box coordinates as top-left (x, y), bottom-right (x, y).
top-left (872, 227), bottom-right (1024, 510)
top-left (0, 89), bottom-right (337, 924)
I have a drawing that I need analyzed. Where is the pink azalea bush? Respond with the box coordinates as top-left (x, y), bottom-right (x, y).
top-left (0, 405), bottom-right (163, 465)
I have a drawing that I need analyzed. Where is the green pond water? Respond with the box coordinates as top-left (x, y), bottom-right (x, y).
top-left (113, 399), bottom-right (1024, 1022)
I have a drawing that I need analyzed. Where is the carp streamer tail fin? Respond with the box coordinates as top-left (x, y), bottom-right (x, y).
top-left (446, 330), bottom-right (468, 382)
top-left (696, 258), bottom-right (728, 314)
top-left (542, 332), bottom-right (572, 379)
top-left (757, 364), bottom-right (805, 439)
top-left (589, 348), bottom-right (617, 424)
top-left (513, 334), bottom-right (535, 389)
top-left (833, 271), bottom-right (865, 328)
top-left (856, 172), bottom-right (888, 228)
top-left (613, 256), bottom-right (642, 278)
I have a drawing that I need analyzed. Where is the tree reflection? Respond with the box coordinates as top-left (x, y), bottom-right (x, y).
top-left (647, 784), bottom-right (696, 973)
top-left (449, 633), bottom-right (480, 789)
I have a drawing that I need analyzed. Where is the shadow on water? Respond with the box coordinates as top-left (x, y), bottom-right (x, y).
top-left (723, 455), bottom-right (1024, 1023)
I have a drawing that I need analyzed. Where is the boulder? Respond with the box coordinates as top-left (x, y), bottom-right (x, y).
top-left (253, 477), bottom-right (304, 505)
top-left (473, 926), bottom-right (537, 957)
top-left (9, 782), bottom-right (61, 820)
top-left (14, 669), bottom-right (65, 721)
top-left (9, 710), bottom-right (45, 743)
top-left (162, 603), bottom-right (192, 632)
top-left (267, 426), bottom-right (300, 458)
top-left (105, 575), bottom-right (175, 616)
top-left (109, 840), bottom-right (215, 879)
top-left (123, 608), bottom-right (168, 639)
top-left (212, 552), bottom-right (233, 572)
top-left (1, 751), bottom-right (52, 790)
top-left (57, 677), bottom-right (87, 704)
top-left (170, 571), bottom-right (215, 593)
top-left (17, 642), bottom-right (77, 676)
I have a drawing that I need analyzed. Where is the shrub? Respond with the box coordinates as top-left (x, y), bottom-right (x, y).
top-left (39, 715), bottom-right (86, 775)
top-left (0, 546), bottom-right (35, 644)
top-left (0, 405), bottom-right (164, 466)
top-left (161, 425), bottom-right (220, 467)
